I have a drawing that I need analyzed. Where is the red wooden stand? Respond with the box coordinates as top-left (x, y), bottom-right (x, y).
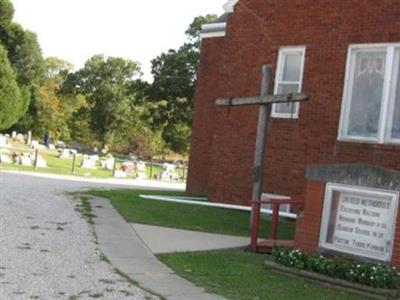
top-left (250, 199), bottom-right (304, 253)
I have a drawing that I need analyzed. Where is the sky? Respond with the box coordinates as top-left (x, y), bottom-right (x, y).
top-left (11, 0), bottom-right (226, 82)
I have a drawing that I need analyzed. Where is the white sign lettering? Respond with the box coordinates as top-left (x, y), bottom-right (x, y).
top-left (319, 184), bottom-right (399, 262)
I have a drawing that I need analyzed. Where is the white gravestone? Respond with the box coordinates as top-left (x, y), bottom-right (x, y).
top-left (59, 149), bottom-right (76, 159)
top-left (35, 156), bottom-right (48, 168)
top-left (30, 140), bottom-right (39, 148)
top-left (319, 183), bottom-right (399, 262)
top-left (59, 149), bottom-right (71, 159)
top-left (27, 131), bottom-right (32, 145)
top-left (0, 136), bottom-right (7, 148)
top-left (101, 157), bottom-right (115, 170)
top-left (16, 133), bottom-right (25, 142)
top-left (20, 155), bottom-right (32, 166)
top-left (81, 156), bottom-right (97, 169)
top-left (0, 153), bottom-right (12, 164)
top-left (161, 163), bottom-right (179, 181)
top-left (136, 161), bottom-right (147, 180)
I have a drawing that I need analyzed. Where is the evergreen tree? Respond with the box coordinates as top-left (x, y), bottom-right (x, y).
top-left (0, 43), bottom-right (21, 130)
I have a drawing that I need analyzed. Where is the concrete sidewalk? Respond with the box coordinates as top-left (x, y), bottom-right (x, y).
top-left (131, 223), bottom-right (249, 254)
top-left (90, 197), bottom-right (236, 300)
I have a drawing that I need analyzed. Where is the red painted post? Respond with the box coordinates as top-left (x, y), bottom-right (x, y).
top-left (270, 203), bottom-right (280, 240)
top-left (250, 201), bottom-right (261, 251)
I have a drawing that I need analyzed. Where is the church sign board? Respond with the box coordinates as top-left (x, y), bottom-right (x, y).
top-left (295, 164), bottom-right (400, 265)
top-left (319, 183), bottom-right (398, 262)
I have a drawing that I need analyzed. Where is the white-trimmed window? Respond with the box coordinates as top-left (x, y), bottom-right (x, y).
top-left (339, 43), bottom-right (400, 144)
top-left (272, 46), bottom-right (306, 118)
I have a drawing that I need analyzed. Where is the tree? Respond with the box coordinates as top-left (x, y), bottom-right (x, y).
top-left (148, 14), bottom-right (217, 153)
top-left (44, 56), bottom-right (73, 81)
top-left (163, 123), bottom-right (191, 154)
top-left (0, 43), bottom-right (21, 130)
top-left (62, 55), bottom-right (144, 148)
top-left (0, 0), bottom-right (44, 130)
top-left (0, 0), bottom-right (14, 30)
top-left (4, 25), bottom-right (44, 86)
top-left (17, 57), bottom-right (87, 142)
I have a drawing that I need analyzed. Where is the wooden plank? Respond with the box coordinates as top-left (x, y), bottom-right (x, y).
top-left (216, 92), bottom-right (310, 106)
top-left (250, 65), bottom-right (272, 226)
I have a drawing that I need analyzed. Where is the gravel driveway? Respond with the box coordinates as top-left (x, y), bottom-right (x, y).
top-left (0, 172), bottom-right (159, 300)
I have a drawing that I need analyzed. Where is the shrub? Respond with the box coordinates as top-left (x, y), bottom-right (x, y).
top-left (273, 248), bottom-right (400, 289)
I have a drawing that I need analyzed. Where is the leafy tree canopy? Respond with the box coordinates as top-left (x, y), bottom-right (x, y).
top-left (148, 14), bottom-right (217, 153)
top-left (62, 55), bottom-right (144, 147)
top-left (0, 0), bottom-right (14, 29)
top-left (0, 43), bottom-right (21, 130)
top-left (44, 56), bottom-right (73, 81)
top-left (0, 0), bottom-right (44, 131)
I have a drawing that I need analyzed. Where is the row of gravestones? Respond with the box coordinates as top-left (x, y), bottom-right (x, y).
top-left (57, 149), bottom-right (148, 179)
top-left (0, 150), bottom-right (48, 168)
top-left (1, 133), bottom-right (183, 181)
top-left (0, 134), bottom-right (48, 168)
top-left (1, 131), bottom-right (55, 150)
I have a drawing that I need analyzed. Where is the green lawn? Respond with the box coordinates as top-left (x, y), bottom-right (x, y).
top-left (158, 250), bottom-right (366, 300)
top-left (89, 189), bottom-right (296, 239)
top-left (90, 189), bottom-right (367, 299)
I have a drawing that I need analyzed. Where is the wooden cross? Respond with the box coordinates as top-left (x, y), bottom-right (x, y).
top-left (215, 65), bottom-right (311, 222)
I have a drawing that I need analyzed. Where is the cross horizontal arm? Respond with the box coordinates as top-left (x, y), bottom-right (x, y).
top-left (215, 93), bottom-right (311, 106)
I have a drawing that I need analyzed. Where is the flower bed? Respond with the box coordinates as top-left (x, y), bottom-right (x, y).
top-left (273, 248), bottom-right (400, 290)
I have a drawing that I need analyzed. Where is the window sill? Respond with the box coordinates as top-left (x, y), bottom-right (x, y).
top-left (337, 137), bottom-right (400, 146)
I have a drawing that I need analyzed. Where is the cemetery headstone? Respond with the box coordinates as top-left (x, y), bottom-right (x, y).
top-left (136, 161), bottom-right (147, 180)
top-left (31, 140), bottom-right (39, 148)
top-left (35, 156), bottom-right (48, 168)
top-left (81, 155), bottom-right (97, 169)
top-left (0, 135), bottom-right (7, 148)
top-left (0, 153), bottom-right (12, 164)
top-left (16, 133), bottom-right (25, 142)
top-left (122, 161), bottom-right (135, 172)
top-left (27, 131), bottom-right (32, 145)
top-left (59, 149), bottom-right (71, 159)
top-left (161, 163), bottom-right (179, 181)
top-left (20, 154), bottom-right (32, 166)
top-left (101, 157), bottom-right (115, 170)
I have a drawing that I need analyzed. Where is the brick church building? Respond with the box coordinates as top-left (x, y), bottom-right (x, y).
top-left (187, 0), bottom-right (400, 205)
top-left (187, 0), bottom-right (400, 266)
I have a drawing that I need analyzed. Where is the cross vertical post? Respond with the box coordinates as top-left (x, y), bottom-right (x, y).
top-left (251, 65), bottom-right (272, 220)
top-left (214, 64), bottom-right (310, 234)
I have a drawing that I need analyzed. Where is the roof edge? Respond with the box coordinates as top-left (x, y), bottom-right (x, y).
top-left (223, 0), bottom-right (239, 13)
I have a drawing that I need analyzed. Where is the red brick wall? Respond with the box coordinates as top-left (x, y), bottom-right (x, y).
top-left (294, 181), bottom-right (400, 268)
top-left (294, 181), bottom-right (325, 252)
top-left (393, 201), bottom-right (400, 268)
top-left (187, 0), bottom-right (400, 204)
top-left (187, 36), bottom-right (226, 195)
